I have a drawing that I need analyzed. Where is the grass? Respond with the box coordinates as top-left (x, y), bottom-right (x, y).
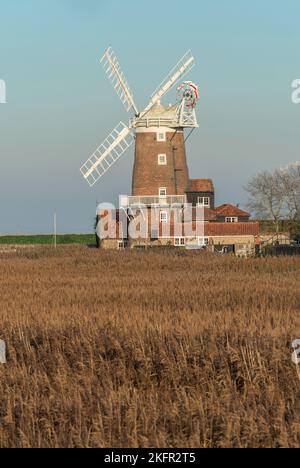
top-left (0, 234), bottom-right (95, 245)
top-left (0, 246), bottom-right (299, 448)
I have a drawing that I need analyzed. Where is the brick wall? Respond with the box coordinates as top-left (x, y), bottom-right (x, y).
top-left (132, 130), bottom-right (189, 196)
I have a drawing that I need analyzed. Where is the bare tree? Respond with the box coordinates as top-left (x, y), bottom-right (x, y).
top-left (245, 170), bottom-right (285, 234)
top-left (279, 163), bottom-right (300, 221)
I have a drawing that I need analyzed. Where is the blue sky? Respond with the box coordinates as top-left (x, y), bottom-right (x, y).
top-left (0, 0), bottom-right (299, 234)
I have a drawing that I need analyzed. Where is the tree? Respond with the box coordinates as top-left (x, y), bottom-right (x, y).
top-left (279, 163), bottom-right (300, 221)
top-left (245, 170), bottom-right (285, 234)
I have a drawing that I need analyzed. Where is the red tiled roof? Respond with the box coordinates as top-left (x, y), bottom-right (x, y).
top-left (191, 208), bottom-right (217, 221)
top-left (159, 222), bottom-right (259, 238)
top-left (214, 204), bottom-right (250, 218)
top-left (204, 222), bottom-right (259, 237)
top-left (187, 179), bottom-right (214, 193)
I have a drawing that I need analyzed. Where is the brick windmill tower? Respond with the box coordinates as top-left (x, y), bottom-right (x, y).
top-left (80, 48), bottom-right (199, 210)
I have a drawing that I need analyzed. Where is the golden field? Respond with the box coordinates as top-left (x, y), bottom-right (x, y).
top-left (0, 246), bottom-right (299, 448)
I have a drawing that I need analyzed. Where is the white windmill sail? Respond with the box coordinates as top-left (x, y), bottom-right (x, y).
top-left (100, 47), bottom-right (139, 115)
top-left (144, 50), bottom-right (195, 113)
top-left (80, 122), bottom-right (134, 187)
top-left (81, 47), bottom-right (197, 187)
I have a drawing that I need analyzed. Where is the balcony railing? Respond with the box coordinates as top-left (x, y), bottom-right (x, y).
top-left (130, 117), bottom-right (178, 128)
top-left (130, 115), bottom-right (198, 129)
top-left (121, 195), bottom-right (187, 207)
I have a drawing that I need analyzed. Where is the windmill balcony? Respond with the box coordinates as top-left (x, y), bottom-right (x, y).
top-left (130, 116), bottom-right (179, 129)
top-left (121, 195), bottom-right (187, 208)
top-left (130, 113), bottom-right (198, 130)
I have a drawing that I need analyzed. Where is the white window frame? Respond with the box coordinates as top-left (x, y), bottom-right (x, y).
top-left (160, 211), bottom-right (168, 223)
top-left (198, 237), bottom-right (209, 246)
top-left (159, 187), bottom-right (167, 197)
top-left (174, 237), bottom-right (186, 247)
top-left (118, 240), bottom-right (128, 250)
top-left (158, 154), bottom-right (167, 166)
top-left (225, 217), bottom-right (238, 223)
top-left (157, 132), bottom-right (166, 142)
top-left (197, 197), bottom-right (210, 208)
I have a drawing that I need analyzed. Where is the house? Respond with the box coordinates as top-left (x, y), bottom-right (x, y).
top-left (214, 204), bottom-right (251, 223)
top-left (204, 221), bottom-right (259, 256)
top-left (260, 233), bottom-right (292, 247)
top-left (97, 178), bottom-right (260, 256)
top-left (186, 179), bottom-right (215, 209)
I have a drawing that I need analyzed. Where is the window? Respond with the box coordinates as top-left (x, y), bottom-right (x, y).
top-left (118, 241), bottom-right (128, 250)
top-left (198, 237), bottom-right (209, 246)
top-left (197, 197), bottom-right (210, 207)
top-left (225, 217), bottom-right (238, 223)
top-left (157, 132), bottom-right (166, 142)
top-left (158, 154), bottom-right (167, 166)
top-left (160, 211), bottom-right (168, 223)
top-left (174, 237), bottom-right (186, 247)
top-left (159, 188), bottom-right (167, 197)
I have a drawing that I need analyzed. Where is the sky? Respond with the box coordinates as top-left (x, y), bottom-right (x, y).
top-left (0, 0), bottom-right (299, 234)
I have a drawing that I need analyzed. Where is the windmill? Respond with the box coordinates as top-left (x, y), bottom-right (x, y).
top-left (80, 47), bottom-right (199, 205)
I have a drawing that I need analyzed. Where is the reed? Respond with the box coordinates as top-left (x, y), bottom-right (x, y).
top-left (0, 247), bottom-right (299, 448)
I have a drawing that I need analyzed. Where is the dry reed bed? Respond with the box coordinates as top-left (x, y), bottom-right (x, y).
top-left (0, 247), bottom-right (299, 448)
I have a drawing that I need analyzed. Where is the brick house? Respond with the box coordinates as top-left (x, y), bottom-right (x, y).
top-left (204, 221), bottom-right (259, 256)
top-left (186, 179), bottom-right (215, 209)
top-left (214, 204), bottom-right (251, 223)
top-left (109, 217), bottom-right (259, 257)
